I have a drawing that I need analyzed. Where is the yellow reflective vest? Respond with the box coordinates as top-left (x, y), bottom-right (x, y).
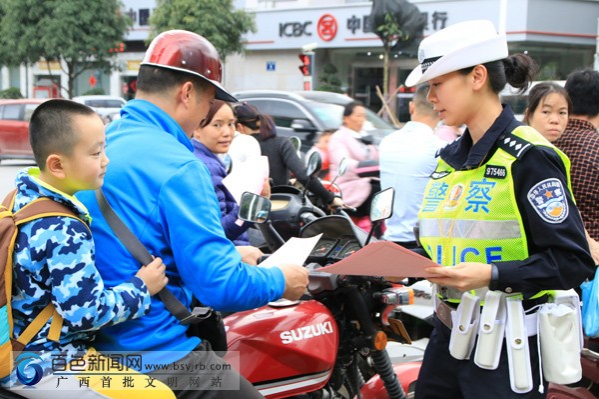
top-left (418, 126), bottom-right (572, 298)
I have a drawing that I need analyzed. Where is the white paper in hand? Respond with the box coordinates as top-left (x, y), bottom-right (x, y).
top-left (259, 234), bottom-right (323, 268)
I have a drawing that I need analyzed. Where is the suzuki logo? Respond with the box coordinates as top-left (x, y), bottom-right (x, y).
top-left (280, 321), bottom-right (334, 344)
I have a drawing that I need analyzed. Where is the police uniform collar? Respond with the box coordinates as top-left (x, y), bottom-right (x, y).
top-left (439, 105), bottom-right (518, 170)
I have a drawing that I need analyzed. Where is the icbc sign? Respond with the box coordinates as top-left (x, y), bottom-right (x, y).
top-left (317, 14), bottom-right (337, 41)
top-left (279, 22), bottom-right (312, 37)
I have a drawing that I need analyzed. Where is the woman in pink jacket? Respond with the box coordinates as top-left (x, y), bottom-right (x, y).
top-left (329, 101), bottom-right (380, 219)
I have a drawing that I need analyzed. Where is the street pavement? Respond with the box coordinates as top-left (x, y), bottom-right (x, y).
top-left (0, 160), bottom-right (36, 195)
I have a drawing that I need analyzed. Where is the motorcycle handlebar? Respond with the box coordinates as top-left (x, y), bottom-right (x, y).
top-left (307, 264), bottom-right (393, 295)
top-left (330, 206), bottom-right (356, 216)
top-left (300, 212), bottom-right (318, 224)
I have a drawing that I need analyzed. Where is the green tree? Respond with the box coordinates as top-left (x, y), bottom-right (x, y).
top-left (316, 63), bottom-right (343, 94)
top-left (376, 13), bottom-right (407, 96)
top-left (0, 0), bottom-right (131, 99)
top-left (371, 0), bottom-right (425, 96)
top-left (150, 0), bottom-right (256, 61)
top-left (0, 87), bottom-right (23, 99)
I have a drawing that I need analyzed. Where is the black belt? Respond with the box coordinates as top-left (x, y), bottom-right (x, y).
top-left (436, 294), bottom-right (549, 330)
top-left (441, 294), bottom-right (548, 310)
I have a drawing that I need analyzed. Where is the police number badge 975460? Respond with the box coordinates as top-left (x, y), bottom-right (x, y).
top-left (527, 178), bottom-right (569, 224)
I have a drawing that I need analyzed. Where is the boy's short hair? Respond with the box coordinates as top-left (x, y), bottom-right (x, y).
top-left (136, 65), bottom-right (213, 96)
top-left (29, 99), bottom-right (96, 168)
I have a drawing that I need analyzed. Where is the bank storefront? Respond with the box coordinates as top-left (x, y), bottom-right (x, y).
top-left (3, 0), bottom-right (596, 109)
top-left (226, 0), bottom-right (598, 118)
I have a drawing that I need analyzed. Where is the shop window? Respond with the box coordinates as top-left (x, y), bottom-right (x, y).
top-left (139, 9), bottom-right (150, 26)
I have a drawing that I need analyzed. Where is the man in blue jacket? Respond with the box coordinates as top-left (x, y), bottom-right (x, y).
top-left (78, 30), bottom-right (308, 398)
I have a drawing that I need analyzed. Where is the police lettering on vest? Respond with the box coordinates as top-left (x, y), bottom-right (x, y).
top-left (418, 126), bottom-right (572, 300)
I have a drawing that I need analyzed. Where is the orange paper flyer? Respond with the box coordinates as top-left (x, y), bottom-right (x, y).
top-left (317, 241), bottom-right (441, 278)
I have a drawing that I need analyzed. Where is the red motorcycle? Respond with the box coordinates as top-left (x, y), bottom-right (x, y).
top-left (228, 188), bottom-right (422, 398)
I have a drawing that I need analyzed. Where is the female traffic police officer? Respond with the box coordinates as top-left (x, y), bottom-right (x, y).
top-left (407, 20), bottom-right (595, 398)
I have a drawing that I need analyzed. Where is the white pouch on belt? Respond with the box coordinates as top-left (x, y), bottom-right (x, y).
top-left (474, 290), bottom-right (506, 370)
top-left (539, 289), bottom-right (582, 384)
top-left (505, 296), bottom-right (533, 393)
top-left (449, 292), bottom-right (480, 360)
top-left (554, 289), bottom-right (584, 349)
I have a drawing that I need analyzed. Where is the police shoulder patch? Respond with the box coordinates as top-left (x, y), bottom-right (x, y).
top-left (527, 178), bottom-right (569, 224)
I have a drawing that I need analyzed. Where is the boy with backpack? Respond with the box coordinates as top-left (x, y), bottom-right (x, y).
top-left (1, 99), bottom-right (171, 398)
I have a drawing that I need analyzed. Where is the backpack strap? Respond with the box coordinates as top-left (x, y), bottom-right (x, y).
top-left (13, 303), bottom-right (62, 352)
top-left (15, 198), bottom-right (88, 229)
top-left (2, 189), bottom-right (88, 229)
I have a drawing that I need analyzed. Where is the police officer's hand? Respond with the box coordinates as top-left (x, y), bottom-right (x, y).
top-left (278, 264), bottom-right (309, 300)
top-left (136, 257), bottom-right (169, 295)
top-left (236, 246), bottom-right (264, 265)
top-left (424, 262), bottom-right (492, 291)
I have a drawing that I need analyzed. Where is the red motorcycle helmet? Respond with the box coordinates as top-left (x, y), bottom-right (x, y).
top-left (141, 30), bottom-right (237, 102)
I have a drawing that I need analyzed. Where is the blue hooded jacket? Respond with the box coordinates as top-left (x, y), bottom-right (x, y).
top-left (77, 100), bottom-right (285, 364)
top-left (12, 168), bottom-right (149, 353)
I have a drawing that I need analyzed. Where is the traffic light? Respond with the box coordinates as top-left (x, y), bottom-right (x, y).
top-left (298, 54), bottom-right (313, 76)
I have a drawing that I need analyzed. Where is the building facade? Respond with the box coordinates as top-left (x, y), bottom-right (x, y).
top-left (2, 0), bottom-right (597, 112)
top-left (231, 0), bottom-right (598, 112)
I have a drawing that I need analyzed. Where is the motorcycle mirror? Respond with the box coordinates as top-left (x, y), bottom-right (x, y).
top-left (238, 192), bottom-right (271, 224)
top-left (289, 136), bottom-right (302, 153)
top-left (364, 188), bottom-right (395, 245)
top-left (328, 158), bottom-right (347, 190)
top-left (238, 192), bottom-right (286, 251)
top-left (305, 151), bottom-right (322, 178)
top-left (337, 158), bottom-right (349, 177)
top-left (370, 187), bottom-right (395, 223)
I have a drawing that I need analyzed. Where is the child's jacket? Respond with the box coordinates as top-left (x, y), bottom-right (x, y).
top-left (11, 167), bottom-right (150, 353)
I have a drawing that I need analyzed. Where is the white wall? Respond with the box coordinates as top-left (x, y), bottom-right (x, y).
top-left (225, 50), bottom-right (306, 92)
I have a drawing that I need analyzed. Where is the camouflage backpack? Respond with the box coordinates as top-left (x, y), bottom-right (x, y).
top-left (0, 189), bottom-right (85, 379)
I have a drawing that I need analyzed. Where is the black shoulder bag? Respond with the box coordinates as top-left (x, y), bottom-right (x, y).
top-left (95, 189), bottom-right (227, 355)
